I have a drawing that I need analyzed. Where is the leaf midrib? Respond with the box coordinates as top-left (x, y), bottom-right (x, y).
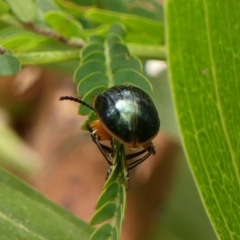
top-left (0, 211), bottom-right (47, 240)
top-left (203, 1), bottom-right (239, 185)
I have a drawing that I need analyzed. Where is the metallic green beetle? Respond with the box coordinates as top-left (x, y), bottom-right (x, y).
top-left (60, 84), bottom-right (160, 173)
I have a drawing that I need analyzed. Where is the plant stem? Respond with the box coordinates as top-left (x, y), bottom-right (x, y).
top-left (16, 50), bottom-right (80, 65)
top-left (128, 43), bottom-right (166, 60)
top-left (16, 43), bottom-right (166, 66)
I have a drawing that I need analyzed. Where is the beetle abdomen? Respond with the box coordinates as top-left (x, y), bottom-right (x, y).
top-left (94, 85), bottom-right (160, 148)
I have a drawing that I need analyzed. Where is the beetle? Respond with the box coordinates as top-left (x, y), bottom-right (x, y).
top-left (60, 84), bottom-right (160, 178)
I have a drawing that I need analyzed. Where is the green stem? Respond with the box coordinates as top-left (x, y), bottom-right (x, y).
top-left (16, 50), bottom-right (80, 65)
top-left (15, 44), bottom-right (166, 66)
top-left (109, 140), bottom-right (127, 240)
top-left (128, 43), bottom-right (166, 60)
top-left (104, 39), bottom-right (114, 88)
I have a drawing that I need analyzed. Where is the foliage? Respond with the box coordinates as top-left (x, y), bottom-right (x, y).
top-left (166, 1), bottom-right (240, 239)
top-left (0, 167), bottom-right (93, 239)
top-left (0, 0), bottom-right (164, 239)
top-left (89, 140), bottom-right (127, 240)
top-left (0, 0), bottom-right (164, 74)
top-left (0, 0), bottom-right (239, 240)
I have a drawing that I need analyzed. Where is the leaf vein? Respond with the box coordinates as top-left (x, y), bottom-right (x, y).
top-left (0, 211), bottom-right (48, 240)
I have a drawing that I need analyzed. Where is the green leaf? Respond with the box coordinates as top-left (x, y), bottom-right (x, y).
top-left (36, 0), bottom-right (61, 13)
top-left (44, 10), bottom-right (83, 38)
top-left (55, 0), bottom-right (93, 16)
top-left (96, 182), bottom-right (120, 209)
top-left (77, 72), bottom-right (108, 96)
top-left (90, 202), bottom-right (118, 226)
top-left (113, 69), bottom-right (152, 95)
top-left (81, 111), bottom-right (97, 131)
top-left (126, 32), bottom-right (160, 44)
top-left (0, 168), bottom-right (93, 239)
top-left (88, 35), bottom-right (105, 44)
top-left (0, 27), bottom-right (48, 53)
top-left (109, 43), bottom-right (129, 58)
top-left (78, 86), bottom-right (108, 115)
top-left (108, 23), bottom-right (126, 39)
top-left (111, 226), bottom-right (118, 240)
top-left (85, 9), bottom-right (164, 42)
top-left (81, 42), bottom-right (104, 57)
top-left (116, 185), bottom-right (126, 234)
top-left (107, 34), bottom-right (123, 48)
top-left (74, 60), bottom-right (106, 84)
top-left (103, 141), bottom-right (127, 189)
top-left (0, 31), bottom-right (38, 51)
top-left (0, 0), bottom-right (9, 15)
top-left (130, 6), bottom-right (157, 21)
top-left (5, 0), bottom-right (37, 23)
top-left (0, 52), bottom-right (20, 76)
top-left (82, 51), bottom-right (105, 63)
top-left (110, 53), bottom-right (142, 73)
top-left (89, 141), bottom-right (127, 240)
top-left (129, 1), bottom-right (164, 21)
top-left (166, 1), bottom-right (240, 240)
top-left (97, 0), bottom-right (128, 13)
top-left (90, 223), bottom-right (115, 240)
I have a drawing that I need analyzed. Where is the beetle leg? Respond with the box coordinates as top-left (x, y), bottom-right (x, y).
top-left (99, 143), bottom-right (113, 154)
top-left (125, 173), bottom-right (130, 190)
top-left (90, 130), bottom-right (113, 166)
top-left (126, 142), bottom-right (156, 160)
top-left (127, 151), bottom-right (152, 170)
top-left (143, 142), bottom-right (156, 155)
top-left (127, 143), bottom-right (155, 170)
top-left (106, 165), bottom-right (113, 180)
top-left (126, 149), bottom-right (147, 160)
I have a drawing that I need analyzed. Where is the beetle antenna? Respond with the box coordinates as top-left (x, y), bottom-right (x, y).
top-left (59, 96), bottom-right (95, 111)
